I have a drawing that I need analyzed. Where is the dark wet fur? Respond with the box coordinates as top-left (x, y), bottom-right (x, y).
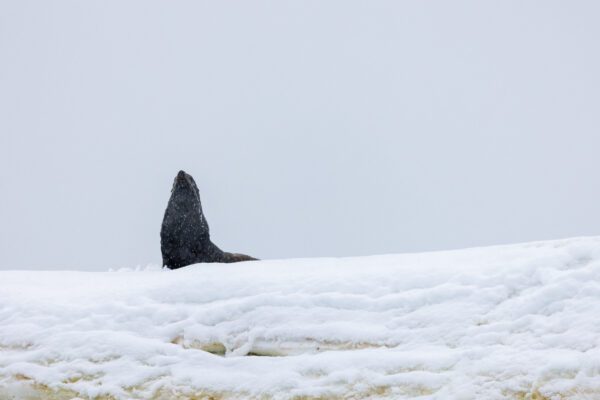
top-left (160, 170), bottom-right (257, 269)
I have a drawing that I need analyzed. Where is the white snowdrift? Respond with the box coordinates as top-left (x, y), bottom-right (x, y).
top-left (2, 237), bottom-right (600, 399)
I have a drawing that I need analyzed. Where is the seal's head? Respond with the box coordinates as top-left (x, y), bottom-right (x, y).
top-left (164, 170), bottom-right (209, 234)
top-left (169, 170), bottom-right (200, 209)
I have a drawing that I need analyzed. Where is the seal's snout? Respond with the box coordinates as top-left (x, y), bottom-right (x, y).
top-left (175, 170), bottom-right (191, 187)
top-left (171, 170), bottom-right (192, 194)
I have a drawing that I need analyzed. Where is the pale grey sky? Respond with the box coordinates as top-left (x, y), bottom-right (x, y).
top-left (1, 1), bottom-right (599, 270)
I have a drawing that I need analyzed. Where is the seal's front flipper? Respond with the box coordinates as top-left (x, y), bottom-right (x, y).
top-left (222, 252), bottom-right (259, 263)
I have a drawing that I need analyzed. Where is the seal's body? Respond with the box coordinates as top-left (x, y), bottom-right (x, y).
top-left (161, 170), bottom-right (257, 269)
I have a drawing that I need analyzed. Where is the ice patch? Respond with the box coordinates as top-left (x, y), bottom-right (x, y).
top-left (2, 237), bottom-right (600, 399)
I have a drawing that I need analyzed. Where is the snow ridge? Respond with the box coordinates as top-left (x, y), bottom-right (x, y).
top-left (2, 237), bottom-right (600, 399)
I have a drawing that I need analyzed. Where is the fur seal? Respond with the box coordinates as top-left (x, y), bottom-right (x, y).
top-left (160, 170), bottom-right (257, 269)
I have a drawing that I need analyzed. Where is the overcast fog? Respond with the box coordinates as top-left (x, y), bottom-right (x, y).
top-left (1, 1), bottom-right (599, 270)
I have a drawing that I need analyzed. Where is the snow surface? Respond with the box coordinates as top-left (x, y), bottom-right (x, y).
top-left (2, 237), bottom-right (600, 399)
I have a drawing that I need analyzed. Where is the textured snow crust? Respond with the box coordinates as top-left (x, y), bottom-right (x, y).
top-left (2, 237), bottom-right (600, 399)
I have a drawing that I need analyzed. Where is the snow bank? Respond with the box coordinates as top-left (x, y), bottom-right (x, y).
top-left (2, 237), bottom-right (600, 399)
